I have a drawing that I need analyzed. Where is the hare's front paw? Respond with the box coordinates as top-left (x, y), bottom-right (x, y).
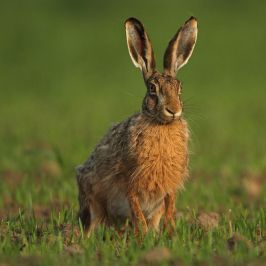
top-left (163, 193), bottom-right (177, 236)
top-left (128, 192), bottom-right (148, 237)
top-left (133, 220), bottom-right (148, 237)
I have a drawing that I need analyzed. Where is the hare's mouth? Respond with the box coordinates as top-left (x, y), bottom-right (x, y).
top-left (155, 110), bottom-right (182, 124)
top-left (161, 108), bottom-right (182, 122)
top-left (143, 108), bottom-right (182, 123)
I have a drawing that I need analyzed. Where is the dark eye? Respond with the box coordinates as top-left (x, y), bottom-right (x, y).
top-left (149, 83), bottom-right (157, 95)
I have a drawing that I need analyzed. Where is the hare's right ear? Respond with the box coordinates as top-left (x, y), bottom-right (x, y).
top-left (164, 17), bottom-right (198, 77)
top-left (125, 17), bottom-right (155, 80)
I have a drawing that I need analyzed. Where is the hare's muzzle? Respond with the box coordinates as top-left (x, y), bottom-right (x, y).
top-left (162, 107), bottom-right (182, 121)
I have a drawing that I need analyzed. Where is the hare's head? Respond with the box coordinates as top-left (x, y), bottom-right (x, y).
top-left (125, 17), bottom-right (198, 123)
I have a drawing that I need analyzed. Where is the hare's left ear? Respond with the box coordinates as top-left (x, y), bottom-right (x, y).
top-left (164, 17), bottom-right (198, 77)
top-left (125, 17), bottom-right (156, 81)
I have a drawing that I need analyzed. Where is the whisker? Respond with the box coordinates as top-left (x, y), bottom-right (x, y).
top-left (123, 90), bottom-right (143, 100)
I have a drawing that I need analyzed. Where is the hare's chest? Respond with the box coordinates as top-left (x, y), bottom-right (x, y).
top-left (129, 120), bottom-right (189, 197)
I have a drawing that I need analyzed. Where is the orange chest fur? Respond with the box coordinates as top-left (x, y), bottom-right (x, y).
top-left (128, 117), bottom-right (189, 198)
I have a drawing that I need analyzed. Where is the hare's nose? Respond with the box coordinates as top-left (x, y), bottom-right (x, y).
top-left (164, 107), bottom-right (182, 118)
top-left (165, 108), bottom-right (175, 116)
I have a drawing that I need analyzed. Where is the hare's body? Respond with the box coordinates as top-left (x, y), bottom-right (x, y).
top-left (77, 113), bottom-right (189, 231)
top-left (76, 17), bottom-right (198, 235)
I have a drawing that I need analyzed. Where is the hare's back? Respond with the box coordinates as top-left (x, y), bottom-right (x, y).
top-left (76, 114), bottom-right (141, 184)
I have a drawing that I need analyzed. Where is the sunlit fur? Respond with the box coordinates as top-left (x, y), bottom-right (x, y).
top-left (76, 111), bottom-right (189, 235)
top-left (76, 74), bottom-right (189, 234)
top-left (76, 17), bottom-right (197, 236)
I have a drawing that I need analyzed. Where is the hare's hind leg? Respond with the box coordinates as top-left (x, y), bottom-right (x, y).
top-left (76, 169), bottom-right (101, 236)
top-left (78, 200), bottom-right (106, 237)
top-left (78, 205), bottom-right (91, 231)
top-left (77, 188), bottom-right (92, 234)
top-left (87, 200), bottom-right (107, 236)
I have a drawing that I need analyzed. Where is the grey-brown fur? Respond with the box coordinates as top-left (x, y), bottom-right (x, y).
top-left (76, 17), bottom-right (198, 236)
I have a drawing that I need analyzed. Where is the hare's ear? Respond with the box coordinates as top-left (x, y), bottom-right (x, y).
top-left (125, 17), bottom-right (155, 80)
top-left (164, 17), bottom-right (198, 77)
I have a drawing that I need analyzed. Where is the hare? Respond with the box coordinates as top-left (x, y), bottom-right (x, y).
top-left (76, 17), bottom-right (198, 236)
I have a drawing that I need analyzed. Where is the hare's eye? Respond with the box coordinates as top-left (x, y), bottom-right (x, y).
top-left (149, 83), bottom-right (157, 95)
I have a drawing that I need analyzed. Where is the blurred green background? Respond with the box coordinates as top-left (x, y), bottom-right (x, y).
top-left (0, 0), bottom-right (265, 208)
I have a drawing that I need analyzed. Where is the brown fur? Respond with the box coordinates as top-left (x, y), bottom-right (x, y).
top-left (76, 17), bottom-right (198, 236)
top-left (76, 114), bottom-right (188, 235)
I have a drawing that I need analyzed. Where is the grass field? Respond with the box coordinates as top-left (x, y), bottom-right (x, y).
top-left (0, 1), bottom-right (265, 265)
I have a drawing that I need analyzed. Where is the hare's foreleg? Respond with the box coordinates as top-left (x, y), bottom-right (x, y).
top-left (164, 193), bottom-right (176, 235)
top-left (147, 203), bottom-right (164, 232)
top-left (128, 192), bottom-right (148, 235)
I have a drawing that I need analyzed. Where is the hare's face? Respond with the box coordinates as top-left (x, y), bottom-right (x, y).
top-left (143, 72), bottom-right (182, 123)
top-left (125, 16), bottom-right (197, 122)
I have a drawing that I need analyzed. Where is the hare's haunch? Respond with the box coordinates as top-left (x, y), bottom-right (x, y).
top-left (76, 17), bottom-right (198, 236)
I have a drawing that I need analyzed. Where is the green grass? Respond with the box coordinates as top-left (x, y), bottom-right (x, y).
top-left (0, 0), bottom-right (265, 265)
top-left (0, 207), bottom-right (265, 265)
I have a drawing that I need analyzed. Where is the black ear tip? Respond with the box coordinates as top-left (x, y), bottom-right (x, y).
top-left (189, 16), bottom-right (197, 21)
top-left (187, 16), bottom-right (197, 25)
top-left (184, 16), bottom-right (198, 28)
top-left (125, 17), bottom-right (142, 26)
